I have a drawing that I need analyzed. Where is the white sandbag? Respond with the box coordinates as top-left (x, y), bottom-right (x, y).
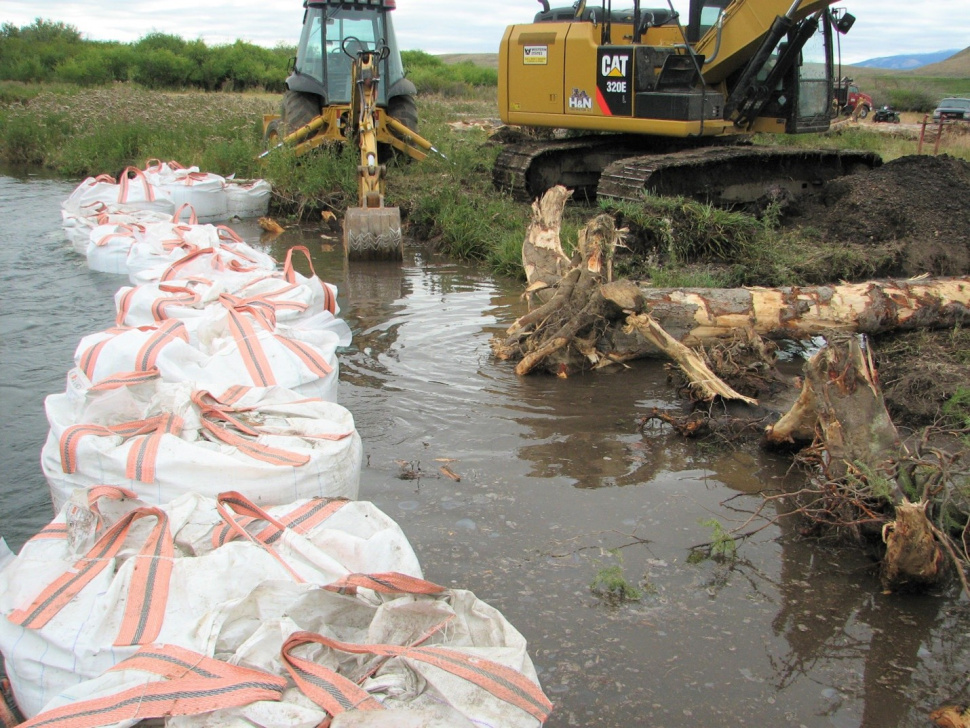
top-left (63, 204), bottom-right (175, 255)
top-left (226, 177), bottom-right (272, 218)
top-left (114, 247), bottom-right (341, 332)
top-left (142, 160), bottom-right (229, 224)
top-left (73, 304), bottom-right (343, 400)
top-left (22, 573), bottom-right (550, 728)
top-left (129, 227), bottom-right (277, 287)
top-left (41, 381), bottom-right (362, 511)
top-left (0, 487), bottom-right (422, 718)
top-left (124, 219), bottom-right (232, 280)
top-left (0, 490), bottom-right (292, 718)
top-left (62, 167), bottom-right (176, 218)
top-left (83, 223), bottom-right (139, 274)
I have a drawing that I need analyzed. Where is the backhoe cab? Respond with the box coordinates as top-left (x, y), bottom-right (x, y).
top-left (263, 0), bottom-right (435, 259)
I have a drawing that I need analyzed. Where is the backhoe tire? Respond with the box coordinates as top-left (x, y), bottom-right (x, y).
top-left (281, 90), bottom-right (321, 134)
top-left (388, 94), bottom-right (418, 133)
top-left (263, 119), bottom-right (283, 150)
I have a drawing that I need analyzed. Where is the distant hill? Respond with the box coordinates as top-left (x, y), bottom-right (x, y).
top-left (854, 49), bottom-right (959, 70)
top-left (439, 53), bottom-right (499, 69)
top-left (909, 47), bottom-right (970, 77)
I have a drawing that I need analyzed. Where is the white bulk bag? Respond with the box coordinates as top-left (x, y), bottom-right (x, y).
top-left (142, 160), bottom-right (229, 224)
top-left (73, 304), bottom-right (343, 400)
top-left (63, 204), bottom-right (174, 255)
top-left (0, 492), bottom-right (291, 718)
top-left (114, 247), bottom-right (341, 332)
top-left (83, 223), bottom-right (140, 274)
top-left (62, 167), bottom-right (176, 218)
top-left (129, 227), bottom-right (277, 287)
top-left (21, 574), bottom-right (551, 728)
top-left (0, 487), bottom-right (422, 718)
top-left (41, 382), bottom-right (362, 511)
top-left (226, 177), bottom-right (273, 218)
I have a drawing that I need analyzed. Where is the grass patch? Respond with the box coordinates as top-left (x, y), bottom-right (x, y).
top-left (590, 551), bottom-right (642, 603)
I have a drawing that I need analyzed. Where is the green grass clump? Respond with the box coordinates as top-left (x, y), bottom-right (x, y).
top-left (590, 551), bottom-right (642, 603)
top-left (943, 387), bottom-right (970, 430)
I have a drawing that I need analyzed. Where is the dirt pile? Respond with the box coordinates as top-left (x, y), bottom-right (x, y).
top-left (797, 154), bottom-right (970, 277)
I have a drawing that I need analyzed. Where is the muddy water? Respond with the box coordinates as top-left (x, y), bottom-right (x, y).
top-left (1, 175), bottom-right (968, 726)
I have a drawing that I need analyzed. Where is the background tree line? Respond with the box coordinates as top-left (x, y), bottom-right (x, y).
top-left (0, 19), bottom-right (498, 94)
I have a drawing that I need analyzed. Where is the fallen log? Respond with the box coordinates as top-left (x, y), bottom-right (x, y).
top-left (610, 277), bottom-right (970, 354)
top-left (495, 197), bottom-right (754, 401)
top-left (500, 188), bottom-right (970, 382)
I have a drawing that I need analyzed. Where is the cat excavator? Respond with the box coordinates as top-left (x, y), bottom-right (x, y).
top-left (263, 0), bottom-right (437, 258)
top-left (495, 0), bottom-right (881, 204)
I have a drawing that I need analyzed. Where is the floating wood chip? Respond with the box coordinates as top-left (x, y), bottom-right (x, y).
top-left (439, 465), bottom-right (461, 482)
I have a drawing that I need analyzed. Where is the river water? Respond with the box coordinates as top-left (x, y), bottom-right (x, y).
top-left (1, 174), bottom-right (968, 727)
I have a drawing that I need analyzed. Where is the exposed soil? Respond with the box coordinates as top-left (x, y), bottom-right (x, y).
top-left (791, 153), bottom-right (970, 277)
top-left (783, 154), bottom-right (970, 430)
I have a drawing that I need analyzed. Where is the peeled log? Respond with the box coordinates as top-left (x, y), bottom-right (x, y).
top-left (625, 278), bottom-right (970, 350)
top-left (882, 500), bottom-right (945, 592)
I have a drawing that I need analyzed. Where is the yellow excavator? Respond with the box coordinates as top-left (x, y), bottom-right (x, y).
top-left (262, 0), bottom-right (438, 258)
top-left (495, 0), bottom-right (880, 204)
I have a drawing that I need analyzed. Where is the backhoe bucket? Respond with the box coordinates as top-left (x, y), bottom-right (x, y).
top-left (343, 206), bottom-right (403, 261)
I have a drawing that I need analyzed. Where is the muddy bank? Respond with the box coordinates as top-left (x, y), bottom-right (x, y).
top-left (790, 154), bottom-right (970, 278)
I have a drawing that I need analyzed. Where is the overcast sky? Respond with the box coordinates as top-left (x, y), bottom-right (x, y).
top-left (5, 0), bottom-right (968, 65)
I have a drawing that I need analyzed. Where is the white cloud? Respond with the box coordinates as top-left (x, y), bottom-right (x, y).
top-left (6, 0), bottom-right (968, 62)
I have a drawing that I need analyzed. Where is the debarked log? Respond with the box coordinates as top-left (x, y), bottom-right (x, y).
top-left (618, 278), bottom-right (970, 351)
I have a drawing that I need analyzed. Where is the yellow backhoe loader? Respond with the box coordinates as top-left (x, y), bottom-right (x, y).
top-left (262, 0), bottom-right (438, 259)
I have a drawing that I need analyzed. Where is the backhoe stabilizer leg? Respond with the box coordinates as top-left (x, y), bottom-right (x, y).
top-left (343, 206), bottom-right (403, 261)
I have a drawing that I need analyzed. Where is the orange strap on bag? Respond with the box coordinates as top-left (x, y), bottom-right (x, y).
top-left (60, 413), bottom-right (184, 483)
top-left (16, 645), bottom-right (287, 728)
top-left (284, 245), bottom-right (337, 314)
top-left (117, 166), bottom-right (155, 203)
top-left (9, 507), bottom-right (174, 647)
top-left (211, 490), bottom-right (349, 549)
top-left (282, 629), bottom-right (554, 723)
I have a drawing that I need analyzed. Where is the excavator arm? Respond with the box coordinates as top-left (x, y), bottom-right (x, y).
top-left (695, 0), bottom-right (841, 84)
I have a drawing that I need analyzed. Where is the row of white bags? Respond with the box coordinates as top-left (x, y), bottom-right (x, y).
top-left (62, 161), bottom-right (271, 232)
top-left (69, 244), bottom-right (347, 404)
top-left (0, 488), bottom-right (550, 726)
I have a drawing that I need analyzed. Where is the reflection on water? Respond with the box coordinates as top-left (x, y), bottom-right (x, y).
top-left (1, 177), bottom-right (968, 727)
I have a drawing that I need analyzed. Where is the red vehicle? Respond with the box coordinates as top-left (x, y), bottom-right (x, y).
top-left (835, 77), bottom-right (873, 118)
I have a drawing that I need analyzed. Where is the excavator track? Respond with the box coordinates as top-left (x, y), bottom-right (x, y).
top-left (597, 146), bottom-right (883, 205)
top-left (492, 135), bottom-right (662, 202)
top-left (493, 138), bottom-right (882, 206)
